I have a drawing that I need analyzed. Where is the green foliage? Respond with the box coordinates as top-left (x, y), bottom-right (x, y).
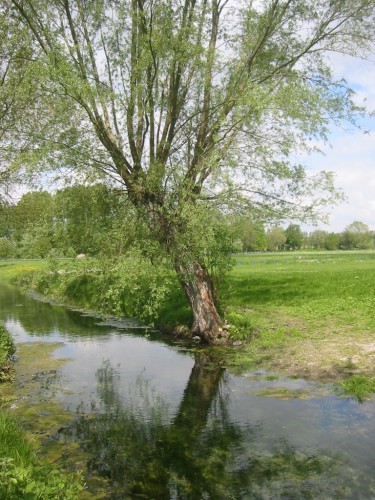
top-left (233, 217), bottom-right (266, 252)
top-left (0, 201), bottom-right (12, 238)
top-left (0, 323), bottom-right (15, 381)
top-left (0, 238), bottom-right (15, 258)
top-left (324, 232), bottom-right (340, 250)
top-left (52, 184), bottom-right (137, 256)
top-left (0, 414), bottom-right (81, 499)
top-left (224, 309), bottom-right (259, 340)
top-left (34, 253), bottom-right (179, 326)
top-left (285, 224), bottom-right (304, 250)
top-left (174, 202), bottom-right (236, 283)
top-left (309, 230), bottom-right (328, 249)
top-left (0, 185), bottom-right (141, 259)
top-left (338, 375), bottom-right (375, 402)
top-left (340, 221), bottom-right (374, 250)
top-left (265, 227), bottom-right (287, 251)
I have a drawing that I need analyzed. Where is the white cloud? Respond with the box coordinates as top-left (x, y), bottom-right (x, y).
top-left (302, 52), bottom-right (375, 232)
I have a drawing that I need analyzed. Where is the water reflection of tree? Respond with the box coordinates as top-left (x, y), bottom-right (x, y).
top-left (62, 353), bottom-right (353, 499)
top-left (0, 283), bottom-right (115, 338)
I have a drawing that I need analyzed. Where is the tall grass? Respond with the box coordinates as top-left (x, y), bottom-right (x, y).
top-left (0, 413), bottom-right (81, 499)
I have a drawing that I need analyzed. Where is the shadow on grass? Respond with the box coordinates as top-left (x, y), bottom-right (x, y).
top-left (223, 274), bottom-right (320, 307)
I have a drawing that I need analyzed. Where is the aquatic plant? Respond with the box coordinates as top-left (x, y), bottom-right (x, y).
top-left (338, 375), bottom-right (375, 402)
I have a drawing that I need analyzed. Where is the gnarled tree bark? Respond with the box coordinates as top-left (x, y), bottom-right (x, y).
top-left (176, 260), bottom-right (228, 344)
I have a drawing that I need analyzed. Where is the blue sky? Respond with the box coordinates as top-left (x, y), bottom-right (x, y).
top-left (303, 54), bottom-right (375, 233)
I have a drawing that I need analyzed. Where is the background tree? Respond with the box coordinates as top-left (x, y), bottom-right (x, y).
top-left (340, 221), bottom-right (374, 250)
top-left (0, 200), bottom-right (11, 239)
top-left (235, 218), bottom-right (266, 252)
top-left (53, 185), bottom-right (125, 256)
top-left (265, 227), bottom-right (287, 252)
top-left (324, 232), bottom-right (340, 251)
top-left (9, 191), bottom-right (54, 258)
top-left (309, 230), bottom-right (328, 249)
top-left (285, 224), bottom-right (304, 250)
top-left (4, 0), bottom-right (375, 342)
top-left (0, 238), bottom-right (15, 259)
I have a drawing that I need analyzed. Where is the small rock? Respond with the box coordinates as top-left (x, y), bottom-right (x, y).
top-left (10, 404), bottom-right (18, 410)
top-left (192, 336), bottom-right (201, 342)
top-left (233, 340), bottom-right (242, 346)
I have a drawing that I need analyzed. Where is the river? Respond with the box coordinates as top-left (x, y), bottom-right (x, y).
top-left (1, 282), bottom-right (375, 499)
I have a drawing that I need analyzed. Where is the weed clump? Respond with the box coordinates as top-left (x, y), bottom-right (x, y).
top-left (0, 323), bottom-right (15, 382)
top-left (0, 414), bottom-right (81, 499)
top-left (338, 375), bottom-right (375, 402)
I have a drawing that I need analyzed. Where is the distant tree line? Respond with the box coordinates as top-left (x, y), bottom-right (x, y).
top-left (233, 219), bottom-right (374, 253)
top-left (0, 185), bottom-right (143, 259)
top-left (0, 186), bottom-right (373, 259)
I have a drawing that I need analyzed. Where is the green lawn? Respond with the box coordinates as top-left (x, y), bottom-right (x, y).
top-left (223, 251), bottom-right (375, 381)
top-left (227, 251), bottom-right (374, 326)
top-left (0, 259), bottom-right (46, 283)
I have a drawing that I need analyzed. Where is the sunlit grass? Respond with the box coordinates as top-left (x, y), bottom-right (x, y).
top-left (221, 251), bottom-right (375, 385)
top-left (224, 251), bottom-right (375, 332)
top-left (338, 375), bottom-right (375, 402)
top-left (0, 259), bottom-right (46, 282)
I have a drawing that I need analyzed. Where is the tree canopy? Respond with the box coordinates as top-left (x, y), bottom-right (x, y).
top-left (2, 0), bottom-right (375, 341)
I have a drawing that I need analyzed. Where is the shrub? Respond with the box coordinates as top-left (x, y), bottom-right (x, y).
top-left (0, 323), bottom-right (15, 381)
top-left (34, 252), bottom-right (178, 326)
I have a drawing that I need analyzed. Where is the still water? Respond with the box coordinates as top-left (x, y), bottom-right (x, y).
top-left (1, 282), bottom-right (375, 499)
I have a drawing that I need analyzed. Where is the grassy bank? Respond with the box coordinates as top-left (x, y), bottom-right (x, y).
top-left (0, 320), bottom-right (81, 499)
top-left (222, 251), bottom-right (375, 386)
top-left (0, 412), bottom-right (81, 499)
top-left (0, 323), bottom-right (15, 382)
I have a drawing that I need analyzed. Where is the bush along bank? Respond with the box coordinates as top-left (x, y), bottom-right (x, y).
top-left (0, 322), bottom-right (82, 499)
top-left (26, 254), bottom-right (192, 331)
top-left (0, 323), bottom-right (15, 383)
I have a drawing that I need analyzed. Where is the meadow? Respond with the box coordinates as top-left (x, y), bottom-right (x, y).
top-left (224, 251), bottom-right (375, 388)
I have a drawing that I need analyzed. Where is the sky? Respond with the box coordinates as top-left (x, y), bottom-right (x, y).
top-left (302, 53), bottom-right (375, 233)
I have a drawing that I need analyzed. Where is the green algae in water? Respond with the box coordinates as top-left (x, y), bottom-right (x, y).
top-left (251, 386), bottom-right (316, 400)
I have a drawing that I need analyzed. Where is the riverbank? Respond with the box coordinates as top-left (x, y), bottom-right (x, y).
top-left (1, 252), bottom-right (375, 398)
top-left (0, 320), bottom-right (82, 499)
top-left (223, 252), bottom-right (375, 375)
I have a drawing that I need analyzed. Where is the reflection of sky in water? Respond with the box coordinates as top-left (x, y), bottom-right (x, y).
top-left (2, 282), bottom-right (375, 495)
top-left (226, 374), bottom-right (375, 474)
top-left (54, 334), bottom-right (195, 419)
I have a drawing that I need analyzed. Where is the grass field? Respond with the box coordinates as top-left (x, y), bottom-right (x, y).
top-left (223, 251), bottom-right (375, 383)
top-left (0, 259), bottom-right (46, 282)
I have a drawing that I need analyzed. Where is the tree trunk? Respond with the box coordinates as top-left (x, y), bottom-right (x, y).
top-left (176, 260), bottom-right (228, 344)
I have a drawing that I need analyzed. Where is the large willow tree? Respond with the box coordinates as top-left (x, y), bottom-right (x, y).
top-left (2, 0), bottom-right (375, 342)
